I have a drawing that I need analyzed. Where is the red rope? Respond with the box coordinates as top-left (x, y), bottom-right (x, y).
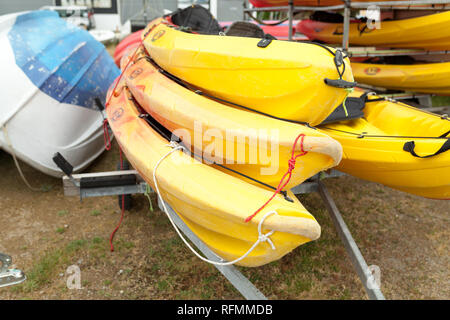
top-left (103, 119), bottom-right (111, 151)
top-left (106, 23), bottom-right (160, 252)
top-left (110, 148), bottom-right (125, 252)
top-left (245, 134), bottom-right (308, 223)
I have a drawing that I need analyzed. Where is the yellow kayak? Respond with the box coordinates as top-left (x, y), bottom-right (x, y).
top-left (106, 80), bottom-right (321, 267)
top-left (351, 61), bottom-right (450, 95)
top-left (319, 91), bottom-right (450, 199)
top-left (297, 12), bottom-right (450, 50)
top-left (142, 17), bottom-right (354, 126)
top-left (123, 47), bottom-right (342, 189)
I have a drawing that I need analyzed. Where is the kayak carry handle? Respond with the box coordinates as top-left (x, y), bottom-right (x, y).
top-left (324, 78), bottom-right (357, 89)
top-left (403, 139), bottom-right (450, 158)
top-left (52, 152), bottom-right (74, 176)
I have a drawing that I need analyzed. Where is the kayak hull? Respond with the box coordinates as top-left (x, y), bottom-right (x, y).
top-left (123, 48), bottom-right (342, 189)
top-left (106, 81), bottom-right (322, 267)
top-left (351, 62), bottom-right (450, 95)
top-left (319, 92), bottom-right (450, 199)
top-left (297, 12), bottom-right (450, 50)
top-left (143, 18), bottom-right (354, 126)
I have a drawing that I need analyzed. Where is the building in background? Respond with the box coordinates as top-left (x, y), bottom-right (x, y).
top-left (0, 0), bottom-right (245, 34)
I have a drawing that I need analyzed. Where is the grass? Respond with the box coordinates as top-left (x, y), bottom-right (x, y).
top-left (90, 209), bottom-right (102, 216)
top-left (9, 238), bottom-right (98, 293)
top-left (432, 95), bottom-right (450, 107)
top-left (57, 210), bottom-right (69, 217)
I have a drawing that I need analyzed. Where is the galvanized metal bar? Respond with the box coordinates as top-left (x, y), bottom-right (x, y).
top-left (348, 48), bottom-right (450, 58)
top-left (291, 170), bottom-right (346, 195)
top-left (62, 170), bottom-right (144, 197)
top-left (317, 181), bottom-right (385, 300)
top-left (243, 1), bottom-right (450, 12)
top-left (342, 0), bottom-right (351, 52)
top-left (350, 0), bottom-right (450, 8)
top-left (243, 5), bottom-right (345, 12)
top-left (379, 92), bottom-right (433, 100)
top-left (288, 0), bottom-right (294, 41)
top-left (157, 197), bottom-right (267, 300)
top-left (79, 183), bottom-right (148, 199)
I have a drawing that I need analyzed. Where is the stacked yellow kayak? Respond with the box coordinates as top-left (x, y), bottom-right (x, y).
top-left (351, 62), bottom-right (450, 96)
top-left (124, 47), bottom-right (342, 189)
top-left (297, 11), bottom-right (450, 50)
top-left (106, 80), bottom-right (322, 267)
top-left (297, 10), bottom-right (450, 95)
top-left (142, 17), bottom-right (354, 126)
top-left (318, 90), bottom-right (450, 199)
top-left (105, 6), bottom-right (352, 266)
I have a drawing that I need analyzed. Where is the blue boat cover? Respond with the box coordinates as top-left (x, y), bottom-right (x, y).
top-left (7, 10), bottom-right (120, 109)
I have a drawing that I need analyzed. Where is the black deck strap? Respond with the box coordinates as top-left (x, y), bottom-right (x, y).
top-left (324, 78), bottom-right (357, 88)
top-left (403, 139), bottom-right (450, 158)
top-left (53, 152), bottom-right (73, 176)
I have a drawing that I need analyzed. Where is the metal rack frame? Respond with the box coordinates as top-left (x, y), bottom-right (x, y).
top-left (61, 169), bottom-right (384, 300)
top-left (244, 0), bottom-right (450, 46)
top-left (243, 0), bottom-right (450, 100)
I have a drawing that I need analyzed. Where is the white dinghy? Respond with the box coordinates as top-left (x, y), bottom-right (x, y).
top-left (0, 10), bottom-right (120, 177)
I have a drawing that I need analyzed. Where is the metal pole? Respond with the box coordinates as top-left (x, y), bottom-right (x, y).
top-left (142, 0), bottom-right (148, 25)
top-left (288, 0), bottom-right (294, 41)
top-left (317, 181), bottom-right (385, 300)
top-left (157, 198), bottom-right (267, 300)
top-left (342, 0), bottom-right (351, 52)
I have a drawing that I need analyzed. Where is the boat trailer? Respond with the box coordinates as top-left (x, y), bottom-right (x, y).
top-left (0, 253), bottom-right (26, 288)
top-left (51, 152), bottom-right (385, 300)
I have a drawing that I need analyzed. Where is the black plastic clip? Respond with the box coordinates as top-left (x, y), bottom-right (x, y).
top-left (324, 78), bottom-right (357, 89)
top-left (257, 38), bottom-right (272, 48)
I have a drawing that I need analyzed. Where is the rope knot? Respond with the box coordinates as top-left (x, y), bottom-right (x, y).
top-left (288, 158), bottom-right (296, 172)
top-left (167, 140), bottom-right (184, 151)
top-left (258, 234), bottom-right (269, 242)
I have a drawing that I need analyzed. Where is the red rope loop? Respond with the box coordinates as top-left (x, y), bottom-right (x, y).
top-left (110, 148), bottom-right (124, 252)
top-left (103, 119), bottom-right (111, 151)
top-left (245, 134), bottom-right (308, 223)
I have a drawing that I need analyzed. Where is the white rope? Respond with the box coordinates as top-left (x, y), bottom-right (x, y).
top-left (153, 141), bottom-right (278, 266)
top-left (1, 124), bottom-right (41, 192)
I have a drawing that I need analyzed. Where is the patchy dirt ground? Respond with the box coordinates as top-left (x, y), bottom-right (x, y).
top-left (0, 139), bottom-right (448, 300)
top-left (1, 43), bottom-right (448, 300)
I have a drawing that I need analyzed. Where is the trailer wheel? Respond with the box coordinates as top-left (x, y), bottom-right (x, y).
top-left (117, 160), bottom-right (132, 210)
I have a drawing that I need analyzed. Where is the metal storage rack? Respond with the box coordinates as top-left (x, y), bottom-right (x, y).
top-left (58, 165), bottom-right (384, 300)
top-left (243, 0), bottom-right (450, 104)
